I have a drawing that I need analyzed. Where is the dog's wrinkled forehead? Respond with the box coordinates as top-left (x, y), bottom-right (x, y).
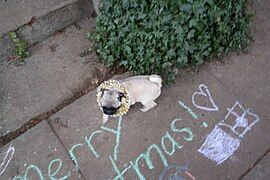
top-left (99, 88), bottom-right (122, 107)
top-left (101, 88), bottom-right (118, 96)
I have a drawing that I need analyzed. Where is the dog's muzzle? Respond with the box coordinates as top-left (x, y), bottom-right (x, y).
top-left (102, 106), bottom-right (119, 115)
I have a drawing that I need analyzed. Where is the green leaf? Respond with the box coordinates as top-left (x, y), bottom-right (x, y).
top-left (120, 60), bottom-right (128, 66)
top-left (124, 45), bottom-right (131, 54)
top-left (167, 49), bottom-right (176, 58)
top-left (187, 29), bottom-right (195, 39)
top-left (189, 19), bottom-right (197, 27)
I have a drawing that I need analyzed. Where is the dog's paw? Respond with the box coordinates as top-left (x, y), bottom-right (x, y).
top-left (102, 114), bottom-right (109, 124)
top-left (140, 102), bottom-right (157, 112)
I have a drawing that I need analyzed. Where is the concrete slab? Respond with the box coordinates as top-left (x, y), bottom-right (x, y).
top-left (0, 0), bottom-right (268, 179)
top-left (46, 68), bottom-right (268, 179)
top-left (243, 152), bottom-right (270, 180)
top-left (0, 35), bottom-right (15, 63)
top-left (0, 121), bottom-right (82, 179)
top-left (205, 0), bottom-right (270, 114)
top-left (17, 1), bottom-right (83, 45)
top-left (204, 1), bottom-right (270, 173)
top-left (0, 17), bottom-right (108, 136)
top-left (0, 0), bottom-right (75, 35)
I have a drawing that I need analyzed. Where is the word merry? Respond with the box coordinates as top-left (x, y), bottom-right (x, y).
top-left (12, 159), bottom-right (70, 180)
top-left (12, 117), bottom-right (125, 180)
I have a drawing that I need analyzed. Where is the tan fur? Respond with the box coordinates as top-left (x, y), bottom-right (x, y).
top-left (99, 75), bottom-right (162, 124)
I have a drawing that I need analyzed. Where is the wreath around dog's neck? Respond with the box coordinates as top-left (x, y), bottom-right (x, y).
top-left (97, 79), bottom-right (130, 117)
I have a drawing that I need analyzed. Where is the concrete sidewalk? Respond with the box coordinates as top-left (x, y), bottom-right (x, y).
top-left (0, 16), bottom-right (109, 137)
top-left (0, 0), bottom-right (93, 62)
top-left (0, 0), bottom-right (269, 179)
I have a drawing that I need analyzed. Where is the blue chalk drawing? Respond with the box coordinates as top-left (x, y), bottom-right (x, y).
top-left (101, 116), bottom-right (123, 161)
top-left (159, 164), bottom-right (188, 180)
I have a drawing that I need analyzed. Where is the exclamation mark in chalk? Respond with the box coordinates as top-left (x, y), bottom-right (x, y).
top-left (200, 122), bottom-right (208, 128)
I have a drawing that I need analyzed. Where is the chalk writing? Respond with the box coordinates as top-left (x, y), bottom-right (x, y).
top-left (185, 171), bottom-right (196, 180)
top-left (101, 116), bottom-right (123, 161)
top-left (0, 144), bottom-right (15, 176)
top-left (200, 122), bottom-right (208, 128)
top-left (198, 101), bottom-right (260, 165)
top-left (192, 84), bottom-right (219, 112)
top-left (48, 159), bottom-right (71, 180)
top-left (161, 132), bottom-right (182, 156)
top-left (110, 118), bottom-right (194, 180)
top-left (131, 144), bottom-right (169, 180)
top-left (171, 118), bottom-right (194, 142)
top-left (159, 164), bottom-right (188, 180)
top-left (69, 143), bottom-right (83, 170)
top-left (179, 101), bottom-right (199, 119)
top-left (159, 164), bottom-right (196, 180)
top-left (7, 82), bottom-right (261, 179)
top-left (12, 158), bottom-right (70, 180)
top-left (85, 130), bottom-right (103, 158)
top-left (13, 164), bottom-right (45, 180)
top-left (109, 156), bottom-right (132, 180)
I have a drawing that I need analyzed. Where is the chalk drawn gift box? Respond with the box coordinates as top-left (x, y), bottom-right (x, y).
top-left (198, 102), bottom-right (260, 165)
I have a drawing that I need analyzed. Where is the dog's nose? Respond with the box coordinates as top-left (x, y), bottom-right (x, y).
top-left (102, 106), bottom-right (118, 115)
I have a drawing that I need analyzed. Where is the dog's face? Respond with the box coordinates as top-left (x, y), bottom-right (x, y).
top-left (98, 88), bottom-right (125, 115)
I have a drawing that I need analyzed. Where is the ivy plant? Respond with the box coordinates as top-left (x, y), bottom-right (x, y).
top-left (90, 0), bottom-right (253, 83)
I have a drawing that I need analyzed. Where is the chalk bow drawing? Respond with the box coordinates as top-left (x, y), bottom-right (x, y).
top-left (198, 102), bottom-right (260, 165)
top-left (0, 144), bottom-right (15, 175)
top-left (218, 101), bottom-right (260, 138)
top-left (192, 84), bottom-right (219, 112)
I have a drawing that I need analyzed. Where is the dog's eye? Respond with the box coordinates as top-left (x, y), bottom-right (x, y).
top-left (117, 96), bottom-right (122, 101)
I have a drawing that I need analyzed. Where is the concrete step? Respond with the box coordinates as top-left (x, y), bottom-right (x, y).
top-left (0, 0), bottom-right (93, 63)
top-left (0, 17), bottom-right (109, 138)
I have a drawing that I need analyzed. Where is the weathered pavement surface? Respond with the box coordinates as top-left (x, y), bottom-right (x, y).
top-left (0, 17), bottom-right (108, 137)
top-left (0, 0), bottom-right (269, 179)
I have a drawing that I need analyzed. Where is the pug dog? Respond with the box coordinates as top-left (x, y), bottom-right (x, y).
top-left (97, 75), bottom-right (162, 124)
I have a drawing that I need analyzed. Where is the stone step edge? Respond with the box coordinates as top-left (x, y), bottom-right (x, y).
top-left (0, 0), bottom-right (93, 63)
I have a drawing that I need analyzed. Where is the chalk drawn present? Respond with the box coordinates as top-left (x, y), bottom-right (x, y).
top-left (198, 101), bottom-right (260, 165)
top-left (198, 126), bottom-right (241, 165)
top-left (192, 84), bottom-right (219, 112)
top-left (218, 101), bottom-right (260, 138)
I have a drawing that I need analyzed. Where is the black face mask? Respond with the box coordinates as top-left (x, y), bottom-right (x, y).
top-left (102, 106), bottom-right (120, 115)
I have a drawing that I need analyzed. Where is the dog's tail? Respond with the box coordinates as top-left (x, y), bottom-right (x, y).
top-left (149, 75), bottom-right (162, 87)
